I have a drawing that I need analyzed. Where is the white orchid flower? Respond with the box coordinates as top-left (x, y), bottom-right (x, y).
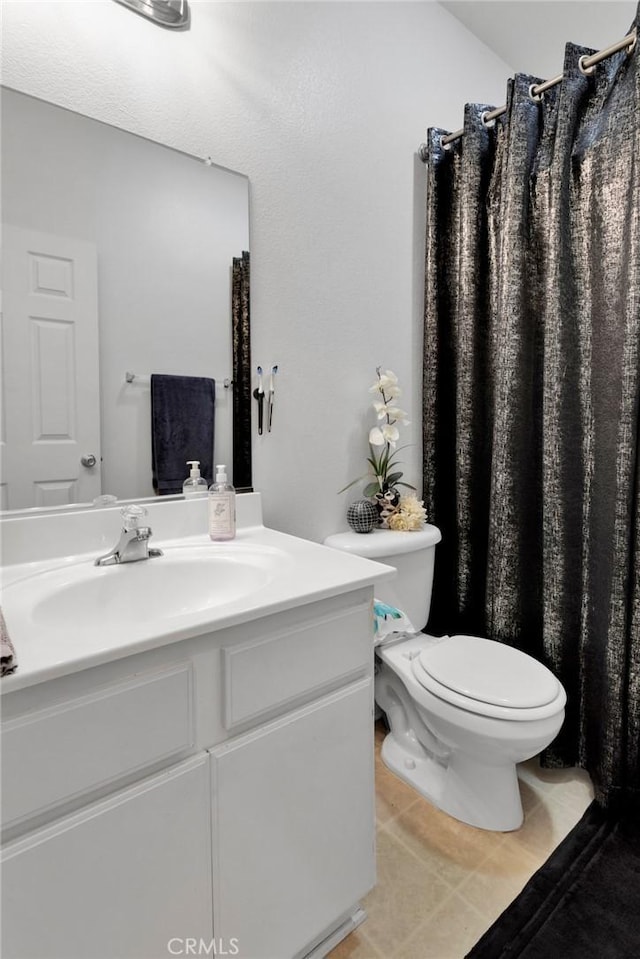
top-left (369, 424), bottom-right (400, 447)
top-left (383, 406), bottom-right (410, 425)
top-left (373, 401), bottom-right (410, 424)
top-left (369, 369), bottom-right (399, 394)
top-left (372, 385), bottom-right (402, 400)
top-left (378, 370), bottom-right (398, 390)
top-left (340, 366), bottom-right (413, 499)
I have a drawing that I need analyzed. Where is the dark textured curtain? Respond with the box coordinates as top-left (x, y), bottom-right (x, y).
top-left (423, 9), bottom-right (640, 809)
top-left (232, 251), bottom-right (252, 491)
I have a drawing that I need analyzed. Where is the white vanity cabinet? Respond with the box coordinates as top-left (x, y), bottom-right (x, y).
top-left (1, 587), bottom-right (377, 959)
top-left (211, 681), bottom-right (375, 959)
top-left (2, 756), bottom-right (213, 959)
top-left (210, 589), bottom-right (376, 959)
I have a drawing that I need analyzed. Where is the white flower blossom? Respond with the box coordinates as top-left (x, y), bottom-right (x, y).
top-left (388, 495), bottom-right (427, 531)
top-left (369, 424), bottom-right (400, 447)
top-left (383, 406), bottom-right (410, 425)
top-left (372, 401), bottom-right (409, 424)
top-left (369, 369), bottom-right (399, 394)
top-left (371, 384), bottom-right (401, 400)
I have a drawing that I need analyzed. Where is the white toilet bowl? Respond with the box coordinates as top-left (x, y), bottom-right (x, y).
top-left (375, 633), bottom-right (566, 831)
top-left (324, 524), bottom-right (566, 831)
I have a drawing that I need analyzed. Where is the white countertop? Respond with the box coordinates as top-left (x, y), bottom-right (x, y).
top-left (1, 495), bottom-right (394, 692)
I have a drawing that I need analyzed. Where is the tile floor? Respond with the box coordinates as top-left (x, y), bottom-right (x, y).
top-left (329, 720), bottom-right (594, 959)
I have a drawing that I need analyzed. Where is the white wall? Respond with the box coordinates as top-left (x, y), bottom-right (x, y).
top-left (2, 0), bottom-right (512, 540)
top-left (442, 1), bottom-right (638, 79)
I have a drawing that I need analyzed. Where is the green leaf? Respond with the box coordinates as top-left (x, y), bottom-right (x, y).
top-left (363, 482), bottom-right (380, 498)
top-left (337, 473), bottom-right (369, 494)
top-left (385, 471), bottom-right (403, 485)
top-left (396, 481), bottom-right (417, 490)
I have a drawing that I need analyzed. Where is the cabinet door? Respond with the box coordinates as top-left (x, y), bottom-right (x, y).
top-left (210, 679), bottom-right (375, 959)
top-left (1, 755), bottom-right (213, 959)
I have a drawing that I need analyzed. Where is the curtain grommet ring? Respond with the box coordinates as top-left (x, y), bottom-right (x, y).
top-left (528, 83), bottom-right (544, 103)
top-left (579, 54), bottom-right (597, 76)
top-left (481, 110), bottom-right (496, 129)
top-left (627, 29), bottom-right (637, 56)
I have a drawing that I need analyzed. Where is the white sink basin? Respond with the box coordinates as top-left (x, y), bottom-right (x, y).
top-left (3, 544), bottom-right (285, 631)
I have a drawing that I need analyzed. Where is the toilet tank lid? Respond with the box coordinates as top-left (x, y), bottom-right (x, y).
top-left (324, 524), bottom-right (441, 558)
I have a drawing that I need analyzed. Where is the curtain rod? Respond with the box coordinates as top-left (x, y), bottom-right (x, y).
top-left (432, 26), bottom-right (637, 151)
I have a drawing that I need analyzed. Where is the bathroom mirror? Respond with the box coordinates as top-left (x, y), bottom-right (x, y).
top-left (0, 87), bottom-right (251, 512)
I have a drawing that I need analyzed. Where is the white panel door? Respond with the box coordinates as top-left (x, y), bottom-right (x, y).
top-left (210, 679), bottom-right (376, 959)
top-left (1, 226), bottom-right (101, 508)
top-left (1, 755), bottom-right (213, 959)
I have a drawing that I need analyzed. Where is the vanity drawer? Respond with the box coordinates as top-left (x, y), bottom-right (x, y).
top-left (222, 599), bottom-right (372, 728)
top-left (1, 662), bottom-right (195, 827)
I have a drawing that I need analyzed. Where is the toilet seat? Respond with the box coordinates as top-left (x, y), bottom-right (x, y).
top-left (411, 635), bottom-right (565, 721)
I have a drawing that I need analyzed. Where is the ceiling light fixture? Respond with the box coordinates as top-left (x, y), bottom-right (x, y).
top-left (113, 0), bottom-right (190, 30)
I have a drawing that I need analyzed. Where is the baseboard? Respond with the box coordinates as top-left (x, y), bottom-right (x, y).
top-left (301, 906), bottom-right (367, 959)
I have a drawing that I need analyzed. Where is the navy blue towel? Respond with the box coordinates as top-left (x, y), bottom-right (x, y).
top-left (151, 374), bottom-right (215, 495)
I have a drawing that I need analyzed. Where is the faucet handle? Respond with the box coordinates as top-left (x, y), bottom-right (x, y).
top-left (120, 504), bottom-right (148, 531)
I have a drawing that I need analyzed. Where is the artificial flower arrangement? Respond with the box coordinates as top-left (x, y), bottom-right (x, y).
top-left (341, 367), bottom-right (427, 530)
top-left (387, 494), bottom-right (427, 531)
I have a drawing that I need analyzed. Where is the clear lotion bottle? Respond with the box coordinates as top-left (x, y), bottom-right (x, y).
top-left (208, 464), bottom-right (236, 541)
top-left (183, 460), bottom-right (208, 498)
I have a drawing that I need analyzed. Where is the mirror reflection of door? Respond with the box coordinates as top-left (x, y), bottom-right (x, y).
top-left (1, 226), bottom-right (101, 509)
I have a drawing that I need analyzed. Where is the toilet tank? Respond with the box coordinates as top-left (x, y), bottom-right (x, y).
top-left (323, 524), bottom-right (441, 631)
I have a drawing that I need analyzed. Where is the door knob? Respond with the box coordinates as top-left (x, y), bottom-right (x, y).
top-left (81, 454), bottom-right (97, 468)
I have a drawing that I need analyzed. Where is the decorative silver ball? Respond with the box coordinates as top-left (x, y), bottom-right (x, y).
top-left (347, 499), bottom-right (378, 533)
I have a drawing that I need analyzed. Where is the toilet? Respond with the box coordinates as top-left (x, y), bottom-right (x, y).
top-left (324, 524), bottom-right (566, 831)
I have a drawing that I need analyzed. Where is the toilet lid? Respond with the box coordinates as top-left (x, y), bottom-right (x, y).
top-left (417, 635), bottom-right (560, 708)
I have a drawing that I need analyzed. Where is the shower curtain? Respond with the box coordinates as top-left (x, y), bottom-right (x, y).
top-left (423, 8), bottom-right (640, 809)
top-left (232, 250), bottom-right (252, 491)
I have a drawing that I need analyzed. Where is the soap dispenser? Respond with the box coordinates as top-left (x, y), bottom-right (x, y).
top-left (208, 464), bottom-right (236, 540)
top-left (183, 461), bottom-right (208, 498)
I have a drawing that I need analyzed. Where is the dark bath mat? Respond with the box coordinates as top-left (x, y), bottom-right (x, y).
top-left (466, 800), bottom-right (640, 959)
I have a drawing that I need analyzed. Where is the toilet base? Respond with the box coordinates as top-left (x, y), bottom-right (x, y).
top-left (380, 731), bottom-right (524, 832)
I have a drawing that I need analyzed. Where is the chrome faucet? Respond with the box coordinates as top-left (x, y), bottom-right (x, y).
top-left (95, 505), bottom-right (164, 566)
